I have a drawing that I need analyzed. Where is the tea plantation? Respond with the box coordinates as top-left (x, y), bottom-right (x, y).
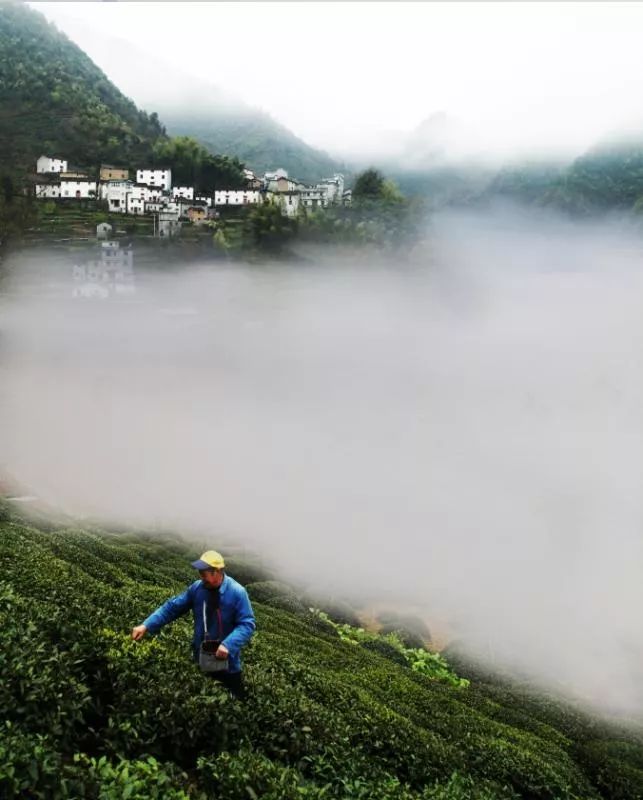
top-left (1, 508), bottom-right (642, 799)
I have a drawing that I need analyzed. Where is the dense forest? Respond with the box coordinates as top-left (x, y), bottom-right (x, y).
top-left (1, 502), bottom-right (642, 799)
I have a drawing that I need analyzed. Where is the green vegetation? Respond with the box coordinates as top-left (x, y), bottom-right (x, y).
top-left (163, 109), bottom-right (348, 186)
top-left (312, 611), bottom-right (469, 688)
top-left (1, 507), bottom-right (642, 798)
top-left (211, 201), bottom-right (299, 256)
top-left (478, 147), bottom-right (643, 214)
top-left (543, 141), bottom-right (643, 214)
top-left (151, 136), bottom-right (245, 193)
top-left (0, 3), bottom-right (165, 177)
top-left (299, 168), bottom-right (426, 250)
top-left (353, 168), bottom-right (403, 203)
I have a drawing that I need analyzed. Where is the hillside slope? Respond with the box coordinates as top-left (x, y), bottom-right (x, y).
top-left (162, 108), bottom-right (348, 185)
top-left (0, 2), bottom-right (165, 176)
top-left (1, 505), bottom-right (642, 799)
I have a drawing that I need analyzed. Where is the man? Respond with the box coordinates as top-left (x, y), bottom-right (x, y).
top-left (131, 549), bottom-right (255, 698)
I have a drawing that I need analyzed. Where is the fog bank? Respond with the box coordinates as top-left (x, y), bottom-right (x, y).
top-left (2, 208), bottom-right (643, 718)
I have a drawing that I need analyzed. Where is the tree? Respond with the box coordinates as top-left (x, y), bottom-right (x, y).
top-left (353, 168), bottom-right (386, 199)
top-left (152, 136), bottom-right (245, 193)
top-left (243, 201), bottom-right (297, 252)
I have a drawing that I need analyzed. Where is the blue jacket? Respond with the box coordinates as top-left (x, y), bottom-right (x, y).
top-left (142, 574), bottom-right (256, 673)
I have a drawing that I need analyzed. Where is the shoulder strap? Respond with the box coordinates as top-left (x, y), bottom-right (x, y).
top-left (203, 600), bottom-right (224, 641)
top-left (202, 599), bottom-right (209, 638)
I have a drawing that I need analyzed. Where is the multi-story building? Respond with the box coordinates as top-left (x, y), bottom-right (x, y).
top-left (136, 167), bottom-right (172, 191)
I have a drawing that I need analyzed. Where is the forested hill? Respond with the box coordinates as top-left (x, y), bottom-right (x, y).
top-left (470, 139), bottom-right (643, 214)
top-left (0, 2), bottom-right (165, 176)
top-left (162, 108), bottom-right (348, 185)
top-left (1, 501), bottom-right (642, 798)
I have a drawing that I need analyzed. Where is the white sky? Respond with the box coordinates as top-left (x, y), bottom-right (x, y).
top-left (28, 2), bottom-right (643, 161)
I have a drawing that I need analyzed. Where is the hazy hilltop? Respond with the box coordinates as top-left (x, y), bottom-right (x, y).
top-left (162, 106), bottom-right (348, 185)
top-left (0, 2), bottom-right (165, 175)
top-left (362, 111), bottom-right (643, 214)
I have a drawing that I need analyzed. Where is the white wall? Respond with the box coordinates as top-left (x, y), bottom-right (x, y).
top-left (35, 184), bottom-right (61, 199)
top-left (60, 181), bottom-right (97, 199)
top-left (214, 190), bottom-right (261, 206)
top-left (173, 186), bottom-right (194, 200)
top-left (136, 169), bottom-right (172, 191)
top-left (37, 156), bottom-right (67, 174)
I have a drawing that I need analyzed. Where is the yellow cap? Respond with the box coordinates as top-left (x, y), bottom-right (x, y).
top-left (191, 550), bottom-right (225, 570)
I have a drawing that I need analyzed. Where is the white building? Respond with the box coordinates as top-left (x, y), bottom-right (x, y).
top-left (214, 189), bottom-right (262, 207)
top-left (158, 209), bottom-right (181, 238)
top-left (100, 180), bottom-right (133, 213)
top-left (60, 179), bottom-right (97, 199)
top-left (317, 173), bottom-right (345, 204)
top-left (127, 185), bottom-right (164, 215)
top-left (273, 191), bottom-right (300, 218)
top-left (195, 195), bottom-right (213, 207)
top-left (172, 186), bottom-right (194, 200)
top-left (35, 183), bottom-right (61, 199)
top-left (300, 188), bottom-right (327, 209)
top-left (136, 168), bottom-right (172, 191)
top-left (37, 155), bottom-right (68, 174)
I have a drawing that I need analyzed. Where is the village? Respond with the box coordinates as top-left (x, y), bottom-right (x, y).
top-left (33, 155), bottom-right (351, 238)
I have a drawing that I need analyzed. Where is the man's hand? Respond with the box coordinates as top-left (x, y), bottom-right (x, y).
top-left (131, 624), bottom-right (147, 641)
top-left (216, 643), bottom-right (229, 660)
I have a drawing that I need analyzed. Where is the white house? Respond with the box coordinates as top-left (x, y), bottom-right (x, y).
top-left (136, 168), bottom-right (172, 191)
top-left (214, 190), bottom-right (262, 207)
top-left (101, 180), bottom-right (133, 213)
top-left (127, 194), bottom-right (145, 215)
top-left (273, 191), bottom-right (300, 218)
top-left (172, 186), bottom-right (194, 200)
top-left (127, 185), bottom-right (164, 215)
top-left (158, 209), bottom-right (181, 238)
top-left (35, 183), bottom-right (61, 199)
top-left (60, 179), bottom-right (97, 199)
top-left (317, 173), bottom-right (345, 204)
top-left (300, 188), bottom-right (327, 209)
top-left (37, 155), bottom-right (68, 174)
top-left (195, 195), bottom-right (212, 207)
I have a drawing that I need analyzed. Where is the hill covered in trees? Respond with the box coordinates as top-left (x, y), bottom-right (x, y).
top-left (0, 2), bottom-right (167, 176)
top-left (1, 503), bottom-right (642, 799)
top-left (162, 108), bottom-right (348, 185)
top-left (393, 136), bottom-right (643, 217)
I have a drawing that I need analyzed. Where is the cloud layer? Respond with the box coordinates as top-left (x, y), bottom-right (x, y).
top-left (2, 209), bottom-right (643, 717)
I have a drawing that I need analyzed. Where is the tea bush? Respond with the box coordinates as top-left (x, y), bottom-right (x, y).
top-left (1, 515), bottom-right (642, 799)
